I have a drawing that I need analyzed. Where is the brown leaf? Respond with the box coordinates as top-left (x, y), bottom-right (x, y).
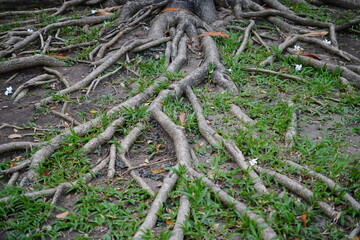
top-left (10, 162), bottom-right (17, 167)
top-left (197, 32), bottom-right (230, 38)
top-left (8, 134), bottom-right (22, 139)
top-left (155, 144), bottom-right (162, 151)
top-left (150, 169), bottom-right (166, 174)
top-left (300, 53), bottom-right (321, 60)
top-left (301, 213), bottom-right (308, 227)
top-left (277, 67), bottom-right (289, 72)
top-left (302, 31), bottom-right (328, 37)
top-left (161, 8), bottom-right (187, 13)
top-left (295, 238), bottom-right (301, 240)
top-left (178, 112), bottom-right (186, 126)
top-left (96, 9), bottom-right (113, 15)
top-left (166, 220), bottom-right (175, 226)
top-left (353, 237), bottom-right (359, 240)
top-left (46, 53), bottom-right (69, 58)
top-left (56, 211), bottom-right (69, 219)
top-left (42, 169), bottom-right (50, 176)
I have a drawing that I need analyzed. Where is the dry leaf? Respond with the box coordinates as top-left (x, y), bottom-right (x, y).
top-left (46, 53), bottom-right (69, 58)
top-left (161, 8), bottom-right (186, 13)
top-left (97, 6), bottom-right (121, 15)
top-left (150, 169), bottom-right (166, 174)
top-left (295, 238), bottom-right (301, 240)
top-left (302, 31), bottom-right (328, 37)
top-left (166, 220), bottom-right (175, 226)
top-left (42, 169), bottom-right (50, 176)
top-left (300, 53), bottom-right (321, 60)
top-left (13, 128), bottom-right (18, 133)
top-left (178, 112), bottom-right (186, 126)
top-left (278, 67), bottom-right (289, 72)
top-left (197, 32), bottom-right (230, 38)
top-left (144, 158), bottom-right (149, 163)
top-left (155, 144), bottom-right (162, 150)
top-left (353, 237), bottom-right (359, 240)
top-left (89, 110), bottom-right (97, 114)
top-left (50, 106), bottom-right (57, 110)
top-left (56, 211), bottom-right (69, 219)
top-left (8, 134), bottom-right (22, 139)
top-left (301, 213), bottom-right (308, 227)
top-left (10, 162), bottom-right (17, 167)
top-left (96, 9), bottom-right (113, 15)
top-left (14, 156), bottom-right (22, 161)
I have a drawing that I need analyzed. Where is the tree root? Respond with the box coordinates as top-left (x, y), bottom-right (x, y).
top-left (285, 160), bottom-right (360, 211)
top-left (256, 166), bottom-right (356, 227)
top-left (0, 142), bottom-right (43, 154)
top-left (186, 86), bottom-right (268, 194)
top-left (50, 110), bottom-right (81, 126)
top-left (0, 55), bottom-right (65, 75)
top-left (235, 20), bottom-right (254, 55)
top-left (169, 195), bottom-right (190, 240)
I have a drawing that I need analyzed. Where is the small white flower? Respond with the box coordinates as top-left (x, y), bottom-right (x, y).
top-left (323, 39), bottom-right (331, 45)
top-left (249, 158), bottom-right (258, 166)
top-left (228, 68), bottom-right (232, 72)
top-left (27, 29), bottom-right (34, 32)
top-left (295, 64), bottom-right (302, 71)
top-left (5, 86), bottom-right (13, 96)
top-left (294, 45), bottom-right (301, 51)
top-left (91, 9), bottom-right (97, 14)
top-left (143, 26), bottom-right (149, 31)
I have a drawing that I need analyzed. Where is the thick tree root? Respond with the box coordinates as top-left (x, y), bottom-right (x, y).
top-left (0, 55), bottom-right (65, 74)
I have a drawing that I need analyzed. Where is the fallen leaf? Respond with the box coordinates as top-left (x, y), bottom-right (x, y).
top-left (353, 237), bottom-right (359, 240)
top-left (301, 213), bottom-right (308, 227)
top-left (56, 211), bottom-right (69, 219)
top-left (197, 32), bottom-right (230, 38)
top-left (8, 134), bottom-right (22, 139)
top-left (89, 110), bottom-right (97, 114)
top-left (300, 53), bottom-right (321, 60)
top-left (178, 112), bottom-right (186, 126)
top-left (50, 106), bottom-right (57, 110)
top-left (46, 53), bottom-right (69, 58)
top-left (277, 66), bottom-right (288, 72)
top-left (302, 31), bottom-right (328, 37)
top-left (13, 128), bottom-right (18, 133)
top-left (144, 158), bottom-right (149, 163)
top-left (105, 214), bottom-right (118, 219)
top-left (295, 238), bottom-right (301, 240)
top-left (10, 162), bottom-right (17, 167)
top-left (155, 144), bottom-right (162, 150)
top-left (150, 169), bottom-right (166, 174)
top-left (96, 9), bottom-right (113, 15)
top-left (161, 8), bottom-right (187, 13)
top-left (166, 220), bottom-right (175, 226)
top-left (13, 156), bottom-right (22, 161)
top-left (96, 6), bottom-right (121, 16)
top-left (42, 169), bottom-right (50, 176)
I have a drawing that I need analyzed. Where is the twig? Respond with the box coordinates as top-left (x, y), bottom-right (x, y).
top-left (242, 67), bottom-right (306, 83)
top-left (120, 157), bottom-right (176, 176)
top-left (50, 110), bottom-right (81, 126)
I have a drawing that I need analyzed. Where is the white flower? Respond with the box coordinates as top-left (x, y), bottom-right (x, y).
top-left (294, 45), bottom-right (301, 51)
top-left (323, 39), bottom-right (331, 45)
top-left (27, 29), bottom-right (34, 32)
top-left (143, 26), bottom-right (149, 31)
top-left (295, 64), bottom-right (302, 71)
top-left (249, 158), bottom-right (258, 166)
top-left (228, 68), bottom-right (232, 72)
top-left (5, 86), bottom-right (13, 96)
top-left (91, 9), bottom-right (97, 14)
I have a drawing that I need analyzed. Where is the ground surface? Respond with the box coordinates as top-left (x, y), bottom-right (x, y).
top-left (0, 1), bottom-right (359, 240)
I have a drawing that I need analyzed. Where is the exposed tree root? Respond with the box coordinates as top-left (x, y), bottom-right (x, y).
top-left (1, 0), bottom-right (359, 238)
top-left (0, 55), bottom-right (65, 74)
